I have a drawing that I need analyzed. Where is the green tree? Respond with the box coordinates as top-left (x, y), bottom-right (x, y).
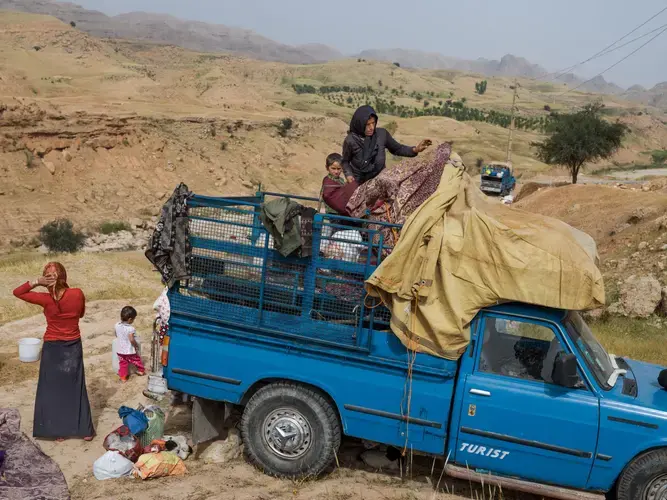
top-left (533, 103), bottom-right (627, 184)
top-left (475, 80), bottom-right (488, 95)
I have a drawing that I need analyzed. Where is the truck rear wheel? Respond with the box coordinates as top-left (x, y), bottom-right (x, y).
top-left (616, 448), bottom-right (667, 500)
top-left (240, 382), bottom-right (341, 478)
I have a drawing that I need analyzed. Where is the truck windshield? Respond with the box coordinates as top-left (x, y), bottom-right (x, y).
top-left (563, 312), bottom-right (614, 389)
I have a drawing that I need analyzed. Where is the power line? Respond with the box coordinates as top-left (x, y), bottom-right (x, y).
top-left (559, 24), bottom-right (667, 96)
top-left (596, 22), bottom-right (667, 57)
top-left (535, 4), bottom-right (667, 82)
top-left (548, 22), bottom-right (667, 82)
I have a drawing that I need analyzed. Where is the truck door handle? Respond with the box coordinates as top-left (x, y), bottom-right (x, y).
top-left (469, 389), bottom-right (491, 397)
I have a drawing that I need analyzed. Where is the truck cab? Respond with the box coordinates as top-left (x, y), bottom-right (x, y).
top-left (162, 191), bottom-right (667, 500)
top-left (480, 162), bottom-right (516, 196)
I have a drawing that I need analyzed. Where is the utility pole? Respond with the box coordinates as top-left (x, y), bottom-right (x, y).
top-left (506, 80), bottom-right (518, 164)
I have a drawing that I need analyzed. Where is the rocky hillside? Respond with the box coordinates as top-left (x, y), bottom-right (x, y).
top-left (0, 11), bottom-right (665, 251)
top-left (516, 183), bottom-right (667, 317)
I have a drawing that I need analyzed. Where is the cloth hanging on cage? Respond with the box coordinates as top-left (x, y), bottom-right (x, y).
top-left (145, 183), bottom-right (193, 288)
top-left (152, 287), bottom-right (170, 327)
top-left (259, 198), bottom-right (317, 258)
top-left (259, 198), bottom-right (302, 257)
top-left (365, 163), bottom-right (604, 360)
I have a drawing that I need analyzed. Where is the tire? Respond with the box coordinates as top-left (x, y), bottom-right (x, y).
top-left (616, 448), bottom-right (667, 500)
top-left (240, 382), bottom-right (341, 478)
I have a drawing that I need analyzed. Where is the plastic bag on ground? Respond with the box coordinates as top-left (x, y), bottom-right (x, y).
top-left (118, 406), bottom-right (149, 436)
top-left (132, 451), bottom-right (187, 480)
top-left (93, 451), bottom-right (134, 480)
top-left (103, 425), bottom-right (144, 463)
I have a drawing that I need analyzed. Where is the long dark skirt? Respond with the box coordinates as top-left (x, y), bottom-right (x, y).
top-left (33, 339), bottom-right (95, 439)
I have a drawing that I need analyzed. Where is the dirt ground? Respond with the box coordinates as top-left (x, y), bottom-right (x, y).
top-left (0, 300), bottom-right (540, 500)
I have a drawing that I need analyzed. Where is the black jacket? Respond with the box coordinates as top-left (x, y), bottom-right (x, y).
top-left (342, 105), bottom-right (416, 183)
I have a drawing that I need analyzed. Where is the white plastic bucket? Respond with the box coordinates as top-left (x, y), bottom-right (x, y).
top-left (18, 338), bottom-right (42, 363)
top-left (148, 374), bottom-right (168, 394)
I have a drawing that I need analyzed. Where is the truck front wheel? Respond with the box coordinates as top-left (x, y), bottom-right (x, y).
top-left (240, 382), bottom-right (341, 478)
top-left (616, 448), bottom-right (667, 500)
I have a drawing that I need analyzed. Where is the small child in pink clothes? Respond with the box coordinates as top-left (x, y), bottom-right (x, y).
top-left (115, 306), bottom-right (145, 382)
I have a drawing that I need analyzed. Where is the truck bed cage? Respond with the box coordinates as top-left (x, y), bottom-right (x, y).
top-left (171, 191), bottom-right (400, 352)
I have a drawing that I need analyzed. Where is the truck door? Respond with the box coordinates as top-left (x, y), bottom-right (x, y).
top-left (454, 314), bottom-right (599, 490)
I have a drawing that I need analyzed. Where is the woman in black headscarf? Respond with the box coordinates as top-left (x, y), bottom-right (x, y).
top-left (341, 105), bottom-right (431, 184)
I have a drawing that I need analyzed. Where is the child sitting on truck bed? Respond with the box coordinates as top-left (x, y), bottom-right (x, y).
top-left (321, 153), bottom-right (358, 218)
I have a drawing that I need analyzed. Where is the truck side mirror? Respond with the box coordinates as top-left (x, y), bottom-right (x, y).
top-left (552, 353), bottom-right (580, 388)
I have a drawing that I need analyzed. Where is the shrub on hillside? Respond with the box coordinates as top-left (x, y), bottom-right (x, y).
top-left (99, 221), bottom-right (131, 235)
top-left (384, 121), bottom-right (398, 135)
top-left (278, 118), bottom-right (293, 137)
top-left (651, 150), bottom-right (667, 165)
top-left (39, 219), bottom-right (86, 253)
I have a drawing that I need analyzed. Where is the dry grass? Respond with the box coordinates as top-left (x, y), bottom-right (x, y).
top-left (591, 316), bottom-right (667, 365)
top-left (0, 250), bottom-right (163, 325)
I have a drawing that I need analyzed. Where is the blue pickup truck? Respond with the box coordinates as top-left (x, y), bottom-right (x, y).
top-left (480, 162), bottom-right (516, 196)
top-left (162, 191), bottom-right (667, 500)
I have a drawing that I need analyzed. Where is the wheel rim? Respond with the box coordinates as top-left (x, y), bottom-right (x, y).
top-left (645, 474), bottom-right (667, 500)
top-left (262, 407), bottom-right (312, 460)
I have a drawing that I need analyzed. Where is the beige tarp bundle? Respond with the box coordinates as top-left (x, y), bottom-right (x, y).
top-left (365, 164), bottom-right (605, 360)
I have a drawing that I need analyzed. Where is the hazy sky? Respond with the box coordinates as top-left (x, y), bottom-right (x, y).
top-left (75, 0), bottom-right (667, 88)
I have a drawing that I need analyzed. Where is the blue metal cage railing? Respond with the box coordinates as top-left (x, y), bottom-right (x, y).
top-left (170, 191), bottom-right (400, 352)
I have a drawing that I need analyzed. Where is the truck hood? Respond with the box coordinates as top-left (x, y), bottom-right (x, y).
top-left (624, 358), bottom-right (667, 410)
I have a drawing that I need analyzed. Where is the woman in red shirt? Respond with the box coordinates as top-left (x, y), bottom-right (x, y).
top-left (13, 262), bottom-right (95, 441)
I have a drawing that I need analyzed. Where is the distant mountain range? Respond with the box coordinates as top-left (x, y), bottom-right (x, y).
top-left (1, 0), bottom-right (666, 102)
top-left (0, 0), bottom-right (323, 63)
top-left (358, 49), bottom-right (630, 95)
top-left (623, 82), bottom-right (667, 109)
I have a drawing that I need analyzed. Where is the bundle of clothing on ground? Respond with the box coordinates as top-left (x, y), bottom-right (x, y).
top-left (0, 408), bottom-right (69, 500)
top-left (94, 403), bottom-right (191, 481)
